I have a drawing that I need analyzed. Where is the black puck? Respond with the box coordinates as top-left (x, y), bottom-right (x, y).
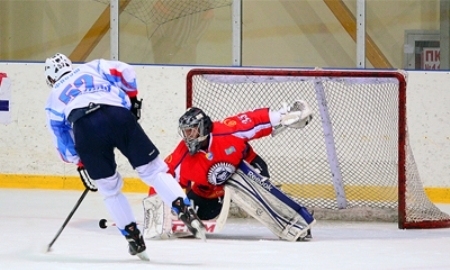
top-left (99, 218), bottom-right (108, 229)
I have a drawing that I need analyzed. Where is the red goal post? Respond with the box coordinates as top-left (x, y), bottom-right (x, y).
top-left (186, 68), bottom-right (450, 229)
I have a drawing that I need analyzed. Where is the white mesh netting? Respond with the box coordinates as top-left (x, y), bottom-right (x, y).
top-left (187, 69), bottom-right (450, 228)
top-left (94, 0), bottom-right (232, 38)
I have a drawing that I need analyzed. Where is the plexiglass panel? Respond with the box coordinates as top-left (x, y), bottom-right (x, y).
top-left (0, 1), bottom-right (109, 62)
top-left (0, 0), bottom-right (445, 69)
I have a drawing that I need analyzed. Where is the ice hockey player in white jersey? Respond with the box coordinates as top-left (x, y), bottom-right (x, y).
top-left (44, 53), bottom-right (206, 260)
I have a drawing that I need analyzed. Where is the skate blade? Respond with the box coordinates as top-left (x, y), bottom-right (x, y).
top-left (137, 251), bottom-right (150, 261)
top-left (195, 228), bottom-right (206, 241)
top-left (191, 220), bottom-right (207, 242)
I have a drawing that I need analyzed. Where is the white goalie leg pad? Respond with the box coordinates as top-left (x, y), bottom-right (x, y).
top-left (226, 169), bottom-right (313, 241)
top-left (142, 194), bottom-right (175, 239)
top-left (143, 189), bottom-right (232, 239)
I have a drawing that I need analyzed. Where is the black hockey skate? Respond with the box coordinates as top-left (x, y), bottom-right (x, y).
top-left (124, 222), bottom-right (149, 261)
top-left (172, 197), bottom-right (207, 241)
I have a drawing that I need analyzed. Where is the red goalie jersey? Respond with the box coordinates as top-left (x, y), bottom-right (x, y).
top-left (163, 108), bottom-right (274, 199)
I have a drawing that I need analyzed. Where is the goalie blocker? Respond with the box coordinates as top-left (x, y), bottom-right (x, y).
top-left (143, 161), bottom-right (315, 241)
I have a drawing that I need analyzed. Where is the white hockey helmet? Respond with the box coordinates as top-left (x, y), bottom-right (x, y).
top-left (44, 53), bottom-right (72, 87)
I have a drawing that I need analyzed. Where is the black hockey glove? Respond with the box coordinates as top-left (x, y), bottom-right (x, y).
top-left (77, 166), bottom-right (98, 192)
top-left (130, 96), bottom-right (143, 120)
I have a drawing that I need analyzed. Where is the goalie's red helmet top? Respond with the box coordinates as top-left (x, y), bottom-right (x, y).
top-left (178, 107), bottom-right (213, 155)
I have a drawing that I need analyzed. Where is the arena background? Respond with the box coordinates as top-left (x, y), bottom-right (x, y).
top-left (0, 1), bottom-right (449, 203)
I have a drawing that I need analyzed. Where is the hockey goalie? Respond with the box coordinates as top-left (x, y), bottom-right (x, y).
top-left (143, 101), bottom-right (316, 241)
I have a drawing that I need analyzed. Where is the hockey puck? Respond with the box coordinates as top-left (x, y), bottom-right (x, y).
top-left (99, 218), bottom-right (108, 229)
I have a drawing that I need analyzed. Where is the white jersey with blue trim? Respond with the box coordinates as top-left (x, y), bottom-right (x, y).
top-left (45, 59), bottom-right (138, 164)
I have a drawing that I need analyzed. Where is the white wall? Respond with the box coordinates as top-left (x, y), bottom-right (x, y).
top-left (407, 71), bottom-right (450, 187)
top-left (0, 63), bottom-right (448, 188)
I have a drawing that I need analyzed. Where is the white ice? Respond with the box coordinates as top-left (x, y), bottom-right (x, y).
top-left (2, 188), bottom-right (450, 270)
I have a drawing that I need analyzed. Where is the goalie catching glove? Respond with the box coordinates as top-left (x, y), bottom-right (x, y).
top-left (279, 100), bottom-right (313, 129)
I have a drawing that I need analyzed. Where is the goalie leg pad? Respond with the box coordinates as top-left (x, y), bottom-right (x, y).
top-left (227, 162), bottom-right (315, 241)
top-left (142, 194), bottom-right (174, 239)
top-left (238, 161), bottom-right (315, 225)
top-left (143, 193), bottom-right (230, 239)
top-left (226, 177), bottom-right (309, 241)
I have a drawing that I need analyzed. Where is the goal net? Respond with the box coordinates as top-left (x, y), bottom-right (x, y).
top-left (186, 68), bottom-right (450, 229)
top-left (94, 0), bottom-right (232, 38)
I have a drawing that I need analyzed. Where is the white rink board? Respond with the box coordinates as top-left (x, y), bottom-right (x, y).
top-left (0, 63), bottom-right (448, 188)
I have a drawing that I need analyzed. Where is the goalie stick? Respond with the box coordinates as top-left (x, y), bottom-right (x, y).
top-left (103, 219), bottom-right (224, 235)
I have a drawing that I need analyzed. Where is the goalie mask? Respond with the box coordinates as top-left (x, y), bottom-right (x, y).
top-left (178, 107), bottom-right (213, 155)
top-left (44, 53), bottom-right (73, 88)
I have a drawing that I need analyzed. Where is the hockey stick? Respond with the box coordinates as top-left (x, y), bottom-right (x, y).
top-left (46, 168), bottom-right (96, 252)
top-left (77, 167), bottom-right (98, 192)
top-left (46, 188), bottom-right (90, 252)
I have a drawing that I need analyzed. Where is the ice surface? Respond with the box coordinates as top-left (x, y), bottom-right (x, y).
top-left (1, 189), bottom-right (450, 270)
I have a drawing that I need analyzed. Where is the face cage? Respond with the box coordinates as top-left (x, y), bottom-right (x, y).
top-left (46, 75), bottom-right (55, 87)
top-left (179, 121), bottom-right (206, 154)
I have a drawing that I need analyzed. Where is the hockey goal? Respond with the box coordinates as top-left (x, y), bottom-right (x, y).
top-left (186, 68), bottom-right (450, 229)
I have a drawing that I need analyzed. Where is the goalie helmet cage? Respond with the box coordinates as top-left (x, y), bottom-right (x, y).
top-left (186, 68), bottom-right (450, 230)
